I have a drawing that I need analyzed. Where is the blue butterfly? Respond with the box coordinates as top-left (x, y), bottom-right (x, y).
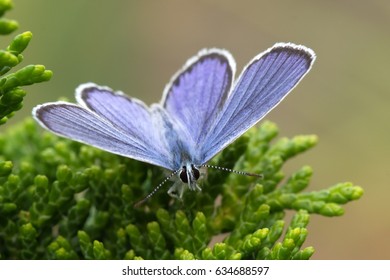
top-left (33, 43), bottom-right (315, 202)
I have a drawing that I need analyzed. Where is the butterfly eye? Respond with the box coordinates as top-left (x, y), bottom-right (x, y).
top-left (191, 165), bottom-right (200, 180)
top-left (179, 166), bottom-right (188, 183)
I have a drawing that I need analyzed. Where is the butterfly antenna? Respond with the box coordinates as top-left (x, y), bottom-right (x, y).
top-left (201, 164), bottom-right (263, 178)
top-left (134, 169), bottom-right (181, 207)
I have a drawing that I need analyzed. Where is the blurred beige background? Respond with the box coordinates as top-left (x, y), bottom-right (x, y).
top-left (4, 0), bottom-right (390, 259)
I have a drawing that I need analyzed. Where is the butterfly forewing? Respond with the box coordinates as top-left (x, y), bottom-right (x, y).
top-left (201, 43), bottom-right (316, 163)
top-left (33, 87), bottom-right (174, 170)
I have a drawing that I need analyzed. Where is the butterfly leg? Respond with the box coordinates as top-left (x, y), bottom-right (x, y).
top-left (168, 180), bottom-right (186, 199)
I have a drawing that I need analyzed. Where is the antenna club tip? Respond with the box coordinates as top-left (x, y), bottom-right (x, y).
top-left (133, 201), bottom-right (143, 208)
top-left (247, 172), bottom-right (264, 178)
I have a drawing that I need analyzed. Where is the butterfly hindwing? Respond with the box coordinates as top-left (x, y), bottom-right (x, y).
top-left (162, 49), bottom-right (235, 147)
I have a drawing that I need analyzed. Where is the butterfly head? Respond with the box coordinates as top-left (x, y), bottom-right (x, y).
top-left (179, 164), bottom-right (200, 184)
top-left (167, 163), bottom-right (206, 198)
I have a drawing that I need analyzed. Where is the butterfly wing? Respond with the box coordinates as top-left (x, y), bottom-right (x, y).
top-left (161, 49), bottom-right (235, 148)
top-left (34, 43), bottom-right (315, 173)
top-left (33, 84), bottom-right (175, 170)
top-left (201, 43), bottom-right (316, 163)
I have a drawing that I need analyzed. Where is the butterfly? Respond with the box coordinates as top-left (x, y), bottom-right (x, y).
top-left (33, 43), bottom-right (315, 202)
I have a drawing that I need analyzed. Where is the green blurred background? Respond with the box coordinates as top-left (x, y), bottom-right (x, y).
top-left (3, 0), bottom-right (389, 259)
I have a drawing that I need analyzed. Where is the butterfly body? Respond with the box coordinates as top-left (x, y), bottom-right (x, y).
top-left (33, 43), bottom-right (315, 199)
